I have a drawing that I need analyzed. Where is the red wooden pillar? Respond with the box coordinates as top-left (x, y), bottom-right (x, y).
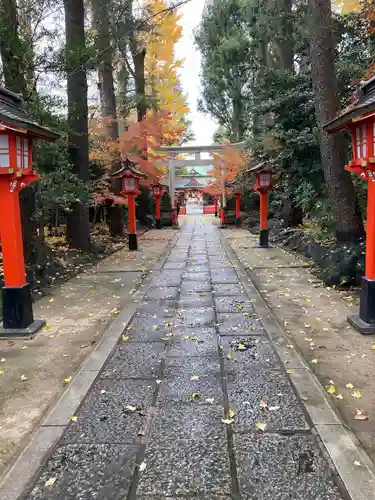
top-left (155, 195), bottom-right (161, 229)
top-left (127, 193), bottom-right (137, 250)
top-left (235, 193), bottom-right (241, 225)
top-left (259, 191), bottom-right (269, 247)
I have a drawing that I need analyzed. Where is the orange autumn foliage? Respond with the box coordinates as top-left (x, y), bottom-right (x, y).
top-left (89, 113), bottom-right (169, 205)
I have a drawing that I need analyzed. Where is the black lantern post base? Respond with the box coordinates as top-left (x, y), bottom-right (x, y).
top-left (128, 233), bottom-right (138, 251)
top-left (259, 229), bottom-right (269, 248)
top-left (348, 277), bottom-right (375, 334)
top-left (156, 219), bottom-right (162, 229)
top-left (0, 284), bottom-right (45, 337)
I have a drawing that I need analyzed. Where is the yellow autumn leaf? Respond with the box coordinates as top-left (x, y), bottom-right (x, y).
top-left (222, 418), bottom-right (234, 425)
top-left (287, 369), bottom-right (293, 374)
top-left (0, 370), bottom-right (4, 375)
top-left (226, 353), bottom-right (233, 360)
top-left (259, 399), bottom-right (268, 409)
top-left (346, 383), bottom-right (354, 389)
top-left (311, 359), bottom-right (319, 364)
top-left (238, 344), bottom-right (246, 351)
top-left (190, 375), bottom-right (200, 381)
top-left (122, 335), bottom-right (130, 341)
top-left (64, 376), bottom-right (72, 384)
top-left (191, 393), bottom-right (201, 400)
top-left (71, 416), bottom-right (78, 422)
top-left (255, 422), bottom-right (267, 432)
top-left (49, 298), bottom-right (54, 303)
top-left (327, 385), bottom-right (336, 394)
top-left (44, 477), bottom-right (57, 487)
top-left (351, 391), bottom-right (362, 399)
top-left (228, 408), bottom-right (236, 419)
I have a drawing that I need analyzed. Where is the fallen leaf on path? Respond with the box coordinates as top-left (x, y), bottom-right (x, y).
top-left (0, 358), bottom-right (5, 363)
top-left (287, 369), bottom-right (293, 374)
top-left (44, 477), bottom-right (57, 487)
top-left (346, 383), bottom-right (354, 389)
top-left (191, 393), bottom-right (201, 400)
top-left (190, 375), bottom-right (200, 381)
top-left (124, 405), bottom-right (137, 413)
top-left (0, 370), bottom-right (4, 375)
top-left (336, 394), bottom-right (343, 400)
top-left (205, 398), bottom-right (214, 404)
top-left (45, 324), bottom-right (52, 329)
top-left (64, 376), bottom-right (72, 384)
top-left (226, 353), bottom-right (233, 360)
top-left (71, 416), bottom-right (78, 422)
top-left (259, 399), bottom-right (268, 409)
top-left (221, 418), bottom-right (234, 425)
top-left (228, 408), bottom-right (236, 419)
top-left (311, 359), bottom-right (319, 364)
top-left (269, 406), bottom-right (280, 411)
top-left (121, 335), bottom-right (130, 341)
top-left (49, 298), bottom-right (54, 303)
top-left (156, 379), bottom-right (161, 384)
top-left (20, 374), bottom-right (28, 381)
top-left (327, 385), bottom-right (336, 395)
top-left (237, 343), bottom-right (246, 351)
top-left (255, 422), bottom-right (267, 432)
top-left (354, 460), bottom-right (362, 467)
top-left (354, 410), bottom-right (368, 421)
top-left (138, 461), bottom-right (147, 472)
top-left (351, 391), bottom-right (362, 399)
top-left (371, 345), bottom-right (375, 351)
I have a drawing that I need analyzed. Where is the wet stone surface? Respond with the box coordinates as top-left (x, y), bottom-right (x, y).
top-left (178, 293), bottom-right (213, 308)
top-left (167, 327), bottom-right (219, 357)
top-left (159, 357), bottom-right (222, 405)
top-left (235, 434), bottom-right (344, 500)
top-left (27, 444), bottom-right (138, 500)
top-left (215, 296), bottom-right (255, 314)
top-left (61, 379), bottom-right (155, 444)
top-left (216, 313), bottom-right (265, 335)
top-left (219, 336), bottom-right (280, 370)
top-left (125, 314), bottom-right (173, 342)
top-left (211, 269), bottom-right (239, 284)
top-left (101, 342), bottom-right (165, 379)
top-left (226, 368), bottom-right (309, 432)
top-left (175, 306), bottom-right (215, 327)
top-left (180, 281), bottom-right (212, 295)
top-left (144, 286), bottom-right (179, 301)
top-left (212, 283), bottom-right (246, 296)
top-left (182, 271), bottom-right (211, 282)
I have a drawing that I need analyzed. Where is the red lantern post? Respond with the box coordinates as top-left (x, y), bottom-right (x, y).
top-left (0, 88), bottom-right (59, 336)
top-left (152, 182), bottom-right (163, 229)
top-left (235, 192), bottom-right (241, 225)
top-left (249, 163), bottom-right (274, 248)
top-left (324, 76), bottom-right (375, 334)
top-left (114, 162), bottom-right (145, 251)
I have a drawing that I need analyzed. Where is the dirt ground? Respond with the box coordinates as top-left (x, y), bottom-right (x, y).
top-left (221, 227), bottom-right (375, 464)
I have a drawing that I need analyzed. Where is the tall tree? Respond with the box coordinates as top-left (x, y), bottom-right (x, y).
top-left (65, 0), bottom-right (91, 250)
top-left (92, 0), bottom-right (124, 237)
top-left (308, 0), bottom-right (364, 241)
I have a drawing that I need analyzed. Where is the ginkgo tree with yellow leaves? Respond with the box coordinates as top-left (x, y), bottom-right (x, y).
top-left (144, 0), bottom-right (191, 146)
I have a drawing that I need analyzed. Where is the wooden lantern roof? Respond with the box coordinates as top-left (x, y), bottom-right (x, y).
top-left (324, 77), bottom-right (375, 133)
top-left (0, 87), bottom-right (59, 141)
top-left (113, 159), bottom-right (147, 179)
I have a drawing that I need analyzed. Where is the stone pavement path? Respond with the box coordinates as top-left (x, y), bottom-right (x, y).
top-left (23, 217), bottom-right (348, 500)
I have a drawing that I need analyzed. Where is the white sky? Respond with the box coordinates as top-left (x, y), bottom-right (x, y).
top-left (175, 0), bottom-right (218, 145)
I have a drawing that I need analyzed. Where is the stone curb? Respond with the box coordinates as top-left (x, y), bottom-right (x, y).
top-left (220, 232), bottom-right (375, 500)
top-left (0, 231), bottom-right (179, 500)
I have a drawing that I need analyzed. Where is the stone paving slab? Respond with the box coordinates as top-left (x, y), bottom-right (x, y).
top-left (180, 281), bottom-right (212, 295)
top-left (159, 357), bottom-right (222, 405)
top-left (163, 261), bottom-right (186, 270)
top-left (167, 328), bottom-right (219, 357)
top-left (138, 438), bottom-right (231, 498)
top-left (219, 336), bottom-right (280, 369)
top-left (101, 342), bottom-right (165, 379)
top-left (144, 286), bottom-right (179, 301)
top-left (213, 283), bottom-right (247, 296)
top-left (211, 269), bottom-right (239, 284)
top-left (215, 295), bottom-right (255, 314)
top-left (178, 292), bottom-right (213, 308)
top-left (61, 379), bottom-right (155, 444)
top-left (216, 313), bottom-right (265, 335)
top-left (226, 368), bottom-right (309, 432)
top-left (182, 271), bottom-right (211, 281)
top-left (175, 306), bottom-right (215, 327)
top-left (125, 314), bottom-right (173, 342)
top-left (235, 434), bottom-right (345, 500)
top-left (149, 271), bottom-right (184, 287)
top-left (26, 444), bottom-right (139, 499)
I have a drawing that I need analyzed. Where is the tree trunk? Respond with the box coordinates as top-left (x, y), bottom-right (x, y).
top-left (276, 0), bottom-right (294, 72)
top-left (64, 0), bottom-right (91, 250)
top-left (92, 0), bottom-right (124, 237)
top-left (308, 0), bottom-right (364, 242)
top-left (132, 46), bottom-right (147, 122)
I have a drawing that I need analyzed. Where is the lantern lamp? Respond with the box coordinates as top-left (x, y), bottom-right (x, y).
top-left (151, 182), bottom-right (163, 229)
top-left (114, 160), bottom-right (146, 250)
top-left (324, 76), bottom-right (375, 334)
top-left (248, 162), bottom-right (274, 248)
top-left (0, 87), bottom-right (59, 336)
